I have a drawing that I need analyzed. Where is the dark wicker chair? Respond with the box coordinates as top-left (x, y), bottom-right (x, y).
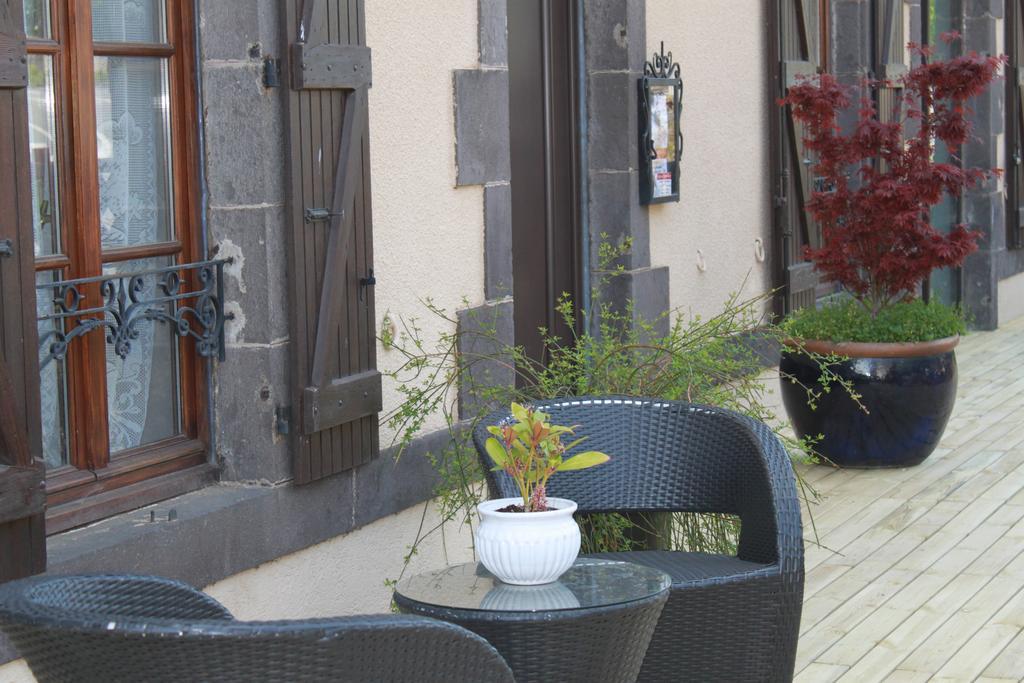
top-left (474, 397), bottom-right (804, 683)
top-left (0, 574), bottom-right (515, 683)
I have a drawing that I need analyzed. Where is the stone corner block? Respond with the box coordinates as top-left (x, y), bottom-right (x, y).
top-left (456, 300), bottom-right (515, 417)
top-left (214, 343), bottom-right (292, 483)
top-left (595, 265), bottom-right (670, 341)
top-left (479, 0), bottom-right (508, 67)
top-left (454, 69), bottom-right (511, 186)
top-left (588, 170), bottom-right (650, 271)
top-left (585, 0), bottom-right (644, 72)
top-left (588, 70), bottom-right (636, 172)
top-left (484, 184), bottom-right (513, 300)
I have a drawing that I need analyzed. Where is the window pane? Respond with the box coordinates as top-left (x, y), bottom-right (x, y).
top-left (91, 0), bottom-right (166, 43)
top-left (94, 56), bottom-right (174, 249)
top-left (22, 0), bottom-right (52, 39)
top-left (103, 258), bottom-right (181, 453)
top-left (26, 55), bottom-right (62, 257)
top-left (36, 271), bottom-right (70, 469)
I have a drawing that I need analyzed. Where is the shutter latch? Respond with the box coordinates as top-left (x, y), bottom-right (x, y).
top-left (359, 269), bottom-right (376, 301)
top-left (0, 239), bottom-right (12, 257)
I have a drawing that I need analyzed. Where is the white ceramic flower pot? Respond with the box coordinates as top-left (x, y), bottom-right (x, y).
top-left (473, 497), bottom-right (581, 585)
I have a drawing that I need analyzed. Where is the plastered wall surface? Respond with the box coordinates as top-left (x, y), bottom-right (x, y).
top-left (365, 1), bottom-right (486, 443)
top-left (646, 0), bottom-right (773, 320)
top-left (999, 271), bottom-right (1024, 324)
top-left (0, 660), bottom-right (32, 683)
top-left (205, 499), bottom-right (475, 619)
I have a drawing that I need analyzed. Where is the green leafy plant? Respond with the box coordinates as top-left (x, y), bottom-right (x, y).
top-left (782, 298), bottom-right (966, 344)
top-left (483, 402), bottom-right (609, 512)
top-left (382, 240), bottom-right (849, 585)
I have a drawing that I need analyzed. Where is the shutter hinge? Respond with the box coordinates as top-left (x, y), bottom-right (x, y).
top-left (263, 57), bottom-right (281, 88)
top-left (304, 207), bottom-right (343, 223)
top-left (276, 405), bottom-right (291, 435)
top-left (0, 239), bottom-right (12, 257)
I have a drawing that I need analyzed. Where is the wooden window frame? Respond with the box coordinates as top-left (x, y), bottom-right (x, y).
top-left (26, 0), bottom-right (207, 529)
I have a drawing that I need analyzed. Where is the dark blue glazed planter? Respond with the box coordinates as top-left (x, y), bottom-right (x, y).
top-left (779, 338), bottom-right (958, 468)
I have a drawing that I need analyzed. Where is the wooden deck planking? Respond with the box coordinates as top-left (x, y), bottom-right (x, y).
top-left (794, 318), bottom-right (1024, 682)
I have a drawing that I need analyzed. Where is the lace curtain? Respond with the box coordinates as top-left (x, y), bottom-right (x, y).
top-left (35, 0), bottom-right (172, 465)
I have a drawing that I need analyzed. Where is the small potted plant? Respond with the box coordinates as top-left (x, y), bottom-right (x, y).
top-left (778, 36), bottom-right (1004, 467)
top-left (474, 402), bottom-right (610, 585)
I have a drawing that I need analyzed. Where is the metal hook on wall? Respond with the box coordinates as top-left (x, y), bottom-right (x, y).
top-left (754, 238), bottom-right (766, 263)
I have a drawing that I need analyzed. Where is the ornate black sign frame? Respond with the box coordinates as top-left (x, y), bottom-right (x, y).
top-left (638, 42), bottom-right (683, 205)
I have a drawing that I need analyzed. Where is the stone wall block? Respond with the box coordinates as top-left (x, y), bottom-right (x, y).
top-left (588, 71), bottom-right (634, 171)
top-left (456, 301), bottom-right (515, 418)
top-left (202, 65), bottom-right (285, 207)
top-left (584, 0), bottom-right (630, 71)
top-left (454, 69), bottom-right (511, 186)
top-left (588, 170), bottom-right (650, 270)
top-left (831, 0), bottom-right (871, 78)
top-left (964, 249), bottom-right (998, 330)
top-left (200, 0), bottom-right (259, 61)
top-left (215, 344), bottom-right (291, 483)
top-left (484, 184), bottom-right (513, 299)
top-left (211, 206), bottom-right (289, 346)
top-left (479, 0), bottom-right (508, 67)
top-left (964, 0), bottom-right (1003, 18)
top-left (353, 428), bottom-right (451, 528)
top-left (595, 266), bottom-right (670, 340)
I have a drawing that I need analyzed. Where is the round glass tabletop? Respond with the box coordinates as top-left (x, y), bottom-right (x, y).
top-left (394, 558), bottom-right (671, 613)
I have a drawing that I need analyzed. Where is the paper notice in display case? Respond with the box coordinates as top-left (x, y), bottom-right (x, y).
top-left (652, 159), bottom-right (672, 198)
top-left (649, 84), bottom-right (676, 199)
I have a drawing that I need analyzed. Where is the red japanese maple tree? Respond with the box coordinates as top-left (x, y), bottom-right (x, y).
top-left (782, 38), bottom-right (1004, 316)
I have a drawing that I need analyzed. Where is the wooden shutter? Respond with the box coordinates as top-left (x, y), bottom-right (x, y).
top-left (0, 0), bottom-right (46, 581)
top-left (1009, 0), bottom-right (1024, 248)
top-left (775, 0), bottom-right (824, 314)
top-left (282, 0), bottom-right (380, 484)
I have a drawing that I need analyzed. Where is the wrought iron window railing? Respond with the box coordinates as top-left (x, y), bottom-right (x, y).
top-left (36, 259), bottom-right (233, 368)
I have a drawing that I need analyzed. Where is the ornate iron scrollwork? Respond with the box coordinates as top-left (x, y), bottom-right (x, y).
top-left (639, 42), bottom-right (683, 205)
top-left (37, 258), bottom-right (233, 368)
top-left (643, 41), bottom-right (681, 80)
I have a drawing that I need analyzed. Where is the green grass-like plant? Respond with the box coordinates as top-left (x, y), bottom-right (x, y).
top-left (781, 298), bottom-right (966, 344)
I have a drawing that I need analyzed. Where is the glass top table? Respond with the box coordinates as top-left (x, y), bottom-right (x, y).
top-left (395, 557), bottom-right (670, 613)
top-left (394, 558), bottom-right (671, 683)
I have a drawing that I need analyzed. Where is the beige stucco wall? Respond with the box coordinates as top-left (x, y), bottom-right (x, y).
top-left (204, 498), bottom-right (475, 619)
top-left (0, 659), bottom-right (32, 683)
top-left (999, 271), bottom-right (1024, 325)
top-left (367, 0), bottom-right (485, 442)
top-left (646, 0), bottom-right (773, 320)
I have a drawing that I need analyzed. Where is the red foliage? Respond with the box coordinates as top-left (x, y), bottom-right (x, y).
top-left (781, 43), bottom-right (1005, 314)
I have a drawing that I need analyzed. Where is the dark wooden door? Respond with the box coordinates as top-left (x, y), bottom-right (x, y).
top-left (0, 0), bottom-right (46, 581)
top-left (508, 0), bottom-right (582, 367)
top-left (771, 0), bottom-right (826, 315)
